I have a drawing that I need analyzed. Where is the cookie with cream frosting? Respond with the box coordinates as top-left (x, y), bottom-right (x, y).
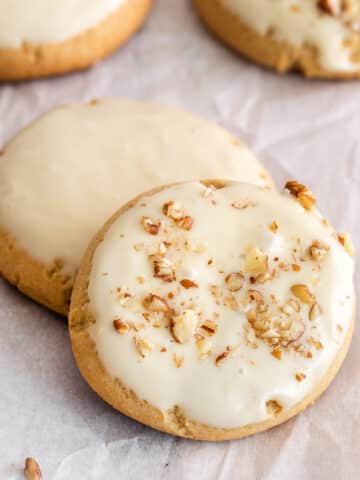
top-left (69, 179), bottom-right (355, 441)
top-left (0, 0), bottom-right (152, 81)
top-left (0, 99), bottom-right (273, 315)
top-left (193, 0), bottom-right (360, 79)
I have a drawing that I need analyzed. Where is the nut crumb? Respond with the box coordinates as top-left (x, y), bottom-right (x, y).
top-left (245, 247), bottom-right (268, 276)
top-left (338, 232), bottom-right (355, 256)
top-left (133, 336), bottom-right (154, 358)
top-left (143, 294), bottom-right (172, 315)
top-left (266, 399), bottom-right (283, 416)
top-left (173, 353), bottom-right (184, 368)
top-left (309, 302), bottom-right (322, 321)
top-left (308, 240), bottom-right (329, 262)
top-left (269, 221), bottom-right (278, 233)
top-left (285, 180), bottom-right (316, 210)
top-left (295, 372), bottom-right (306, 382)
top-left (199, 319), bottom-right (218, 336)
top-left (24, 458), bottom-right (42, 480)
top-left (113, 319), bottom-right (129, 334)
top-left (141, 216), bottom-right (160, 235)
top-left (215, 346), bottom-right (232, 365)
top-left (271, 349), bottom-right (282, 360)
top-left (225, 272), bottom-right (244, 292)
top-left (170, 309), bottom-right (197, 344)
top-left (196, 338), bottom-right (212, 359)
top-left (291, 284), bottom-right (315, 304)
top-left (180, 279), bottom-right (199, 289)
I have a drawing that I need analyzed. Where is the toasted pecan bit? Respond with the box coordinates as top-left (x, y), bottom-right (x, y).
top-left (163, 201), bottom-right (184, 220)
top-left (271, 349), bottom-right (282, 360)
top-left (196, 338), bottom-right (212, 359)
top-left (141, 216), bottom-right (160, 235)
top-left (152, 256), bottom-right (176, 282)
top-left (285, 180), bottom-right (316, 210)
top-left (113, 319), bottom-right (129, 334)
top-left (291, 284), bottom-right (315, 304)
top-left (199, 319), bottom-right (218, 336)
top-left (245, 247), bottom-right (268, 275)
top-left (215, 346), bottom-right (232, 366)
top-left (295, 372), bottom-right (306, 382)
top-left (24, 458), bottom-right (42, 480)
top-left (308, 240), bottom-right (329, 261)
top-left (133, 336), bottom-right (154, 358)
top-left (269, 221), bottom-right (278, 233)
top-left (143, 294), bottom-right (172, 315)
top-left (178, 215), bottom-right (194, 231)
top-left (292, 264), bottom-right (301, 271)
top-left (137, 276), bottom-right (145, 285)
top-left (225, 272), bottom-right (244, 292)
top-left (266, 400), bottom-right (283, 416)
top-left (231, 200), bottom-right (257, 209)
top-left (170, 310), bottom-right (197, 344)
top-left (180, 279), bottom-right (199, 289)
top-left (173, 353), bottom-right (184, 368)
top-left (248, 310), bottom-right (305, 347)
top-left (309, 302), bottom-right (322, 321)
top-left (318, 0), bottom-right (341, 16)
top-left (337, 232), bottom-right (355, 256)
top-left (248, 289), bottom-right (264, 305)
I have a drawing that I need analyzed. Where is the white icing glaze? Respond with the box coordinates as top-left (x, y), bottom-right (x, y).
top-left (0, 100), bottom-right (271, 275)
top-left (88, 181), bottom-right (354, 429)
top-left (0, 0), bottom-right (126, 47)
top-left (222, 0), bottom-right (360, 72)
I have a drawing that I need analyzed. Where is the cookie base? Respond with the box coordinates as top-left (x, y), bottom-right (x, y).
top-left (69, 180), bottom-right (355, 441)
top-left (193, 0), bottom-right (360, 79)
top-left (0, 0), bottom-right (153, 82)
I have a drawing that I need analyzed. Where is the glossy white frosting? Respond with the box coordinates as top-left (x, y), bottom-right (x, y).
top-left (0, 100), bottom-right (271, 275)
top-left (222, 0), bottom-right (360, 72)
top-left (88, 181), bottom-right (354, 428)
top-left (0, 0), bottom-right (126, 47)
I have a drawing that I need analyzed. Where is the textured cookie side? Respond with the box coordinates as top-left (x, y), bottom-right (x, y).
top-left (193, 0), bottom-right (360, 79)
top-left (0, 0), bottom-right (153, 82)
top-left (69, 180), bottom-right (355, 441)
top-left (0, 228), bottom-right (72, 315)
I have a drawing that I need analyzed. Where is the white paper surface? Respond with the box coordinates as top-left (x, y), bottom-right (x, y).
top-left (0, 1), bottom-right (359, 478)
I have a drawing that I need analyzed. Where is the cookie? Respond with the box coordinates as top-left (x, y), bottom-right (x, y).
top-left (0, 99), bottom-right (273, 315)
top-left (0, 0), bottom-right (152, 82)
top-left (69, 179), bottom-right (355, 441)
top-left (193, 0), bottom-right (360, 79)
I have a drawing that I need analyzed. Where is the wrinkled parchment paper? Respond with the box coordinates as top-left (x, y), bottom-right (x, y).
top-left (1, 1), bottom-right (359, 478)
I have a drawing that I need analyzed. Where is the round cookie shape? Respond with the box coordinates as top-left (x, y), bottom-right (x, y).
top-left (69, 179), bottom-right (355, 441)
top-left (193, 0), bottom-right (360, 79)
top-left (0, 99), bottom-right (273, 315)
top-left (0, 0), bottom-right (152, 81)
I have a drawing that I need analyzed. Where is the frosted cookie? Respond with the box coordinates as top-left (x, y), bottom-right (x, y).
top-left (193, 0), bottom-right (360, 79)
top-left (0, 99), bottom-right (273, 315)
top-left (0, 0), bottom-right (152, 81)
top-left (69, 179), bottom-right (355, 441)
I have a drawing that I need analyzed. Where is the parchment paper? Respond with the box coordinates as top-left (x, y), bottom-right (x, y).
top-left (0, 1), bottom-right (359, 478)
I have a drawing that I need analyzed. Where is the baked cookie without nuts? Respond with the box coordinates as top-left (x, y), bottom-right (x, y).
top-left (69, 179), bottom-right (355, 441)
top-left (0, 99), bottom-right (273, 315)
top-left (0, 0), bottom-right (152, 82)
top-left (193, 0), bottom-right (360, 79)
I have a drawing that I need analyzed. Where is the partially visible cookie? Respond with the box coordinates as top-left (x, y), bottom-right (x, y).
top-left (0, 0), bottom-right (152, 81)
top-left (193, 0), bottom-right (360, 79)
top-left (69, 179), bottom-right (355, 441)
top-left (0, 99), bottom-right (273, 315)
